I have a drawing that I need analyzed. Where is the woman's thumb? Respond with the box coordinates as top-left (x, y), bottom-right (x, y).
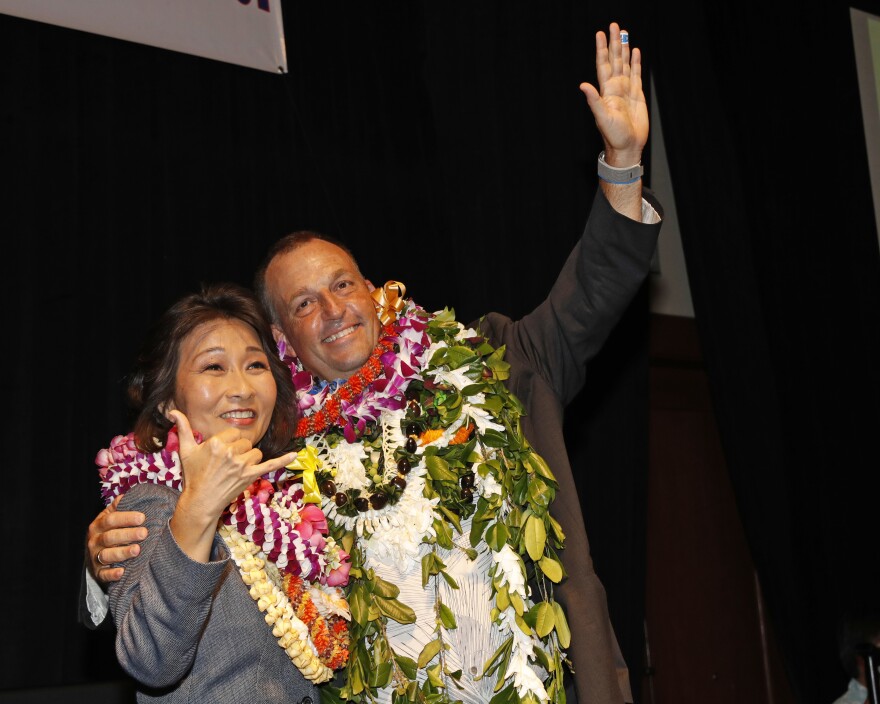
top-left (168, 410), bottom-right (197, 454)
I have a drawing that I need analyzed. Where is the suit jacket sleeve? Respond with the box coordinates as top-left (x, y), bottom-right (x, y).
top-left (481, 188), bottom-right (661, 404)
top-left (107, 483), bottom-right (232, 689)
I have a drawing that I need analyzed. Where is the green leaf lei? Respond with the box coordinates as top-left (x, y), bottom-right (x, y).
top-left (295, 307), bottom-right (572, 704)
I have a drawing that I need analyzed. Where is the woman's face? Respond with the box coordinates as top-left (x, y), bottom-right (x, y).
top-left (167, 318), bottom-right (277, 445)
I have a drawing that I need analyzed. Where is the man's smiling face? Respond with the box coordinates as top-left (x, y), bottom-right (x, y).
top-left (266, 239), bottom-right (380, 382)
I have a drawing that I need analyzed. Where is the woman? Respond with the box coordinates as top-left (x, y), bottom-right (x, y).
top-left (99, 283), bottom-right (342, 703)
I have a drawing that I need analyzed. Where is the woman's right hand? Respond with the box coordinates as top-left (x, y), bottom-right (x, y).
top-left (167, 410), bottom-right (294, 562)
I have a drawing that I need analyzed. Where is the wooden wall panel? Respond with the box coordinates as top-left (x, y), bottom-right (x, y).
top-left (643, 315), bottom-right (794, 704)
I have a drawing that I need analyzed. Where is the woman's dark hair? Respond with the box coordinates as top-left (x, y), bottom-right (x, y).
top-left (128, 283), bottom-right (296, 458)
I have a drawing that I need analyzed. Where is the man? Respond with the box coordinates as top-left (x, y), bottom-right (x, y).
top-left (84, 23), bottom-right (660, 704)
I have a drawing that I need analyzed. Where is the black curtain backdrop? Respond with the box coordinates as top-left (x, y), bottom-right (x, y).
top-left (2, 1), bottom-right (878, 702)
top-left (652, 1), bottom-right (880, 702)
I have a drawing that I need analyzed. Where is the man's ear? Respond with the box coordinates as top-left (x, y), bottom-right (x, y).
top-left (272, 325), bottom-right (296, 358)
top-left (364, 278), bottom-right (376, 293)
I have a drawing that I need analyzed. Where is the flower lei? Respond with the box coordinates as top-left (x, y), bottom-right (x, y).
top-left (288, 298), bottom-right (572, 704)
top-left (96, 429), bottom-right (351, 683)
top-left (293, 324), bottom-right (397, 438)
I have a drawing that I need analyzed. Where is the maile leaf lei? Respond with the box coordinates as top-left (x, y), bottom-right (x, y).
top-left (291, 301), bottom-right (572, 704)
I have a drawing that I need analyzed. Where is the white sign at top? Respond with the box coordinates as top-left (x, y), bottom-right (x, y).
top-left (0, 0), bottom-right (287, 74)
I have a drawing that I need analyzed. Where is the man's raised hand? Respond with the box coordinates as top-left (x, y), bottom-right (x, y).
top-left (580, 22), bottom-right (649, 168)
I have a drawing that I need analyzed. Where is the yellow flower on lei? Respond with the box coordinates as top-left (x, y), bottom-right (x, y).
top-left (286, 445), bottom-right (324, 504)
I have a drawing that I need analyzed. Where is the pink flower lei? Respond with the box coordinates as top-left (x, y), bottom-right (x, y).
top-left (95, 428), bottom-right (350, 587)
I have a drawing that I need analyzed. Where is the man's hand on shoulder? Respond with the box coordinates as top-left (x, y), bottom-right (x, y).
top-left (87, 495), bottom-right (148, 584)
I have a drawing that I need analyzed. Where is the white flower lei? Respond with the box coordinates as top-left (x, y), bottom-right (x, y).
top-left (220, 525), bottom-right (336, 683)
